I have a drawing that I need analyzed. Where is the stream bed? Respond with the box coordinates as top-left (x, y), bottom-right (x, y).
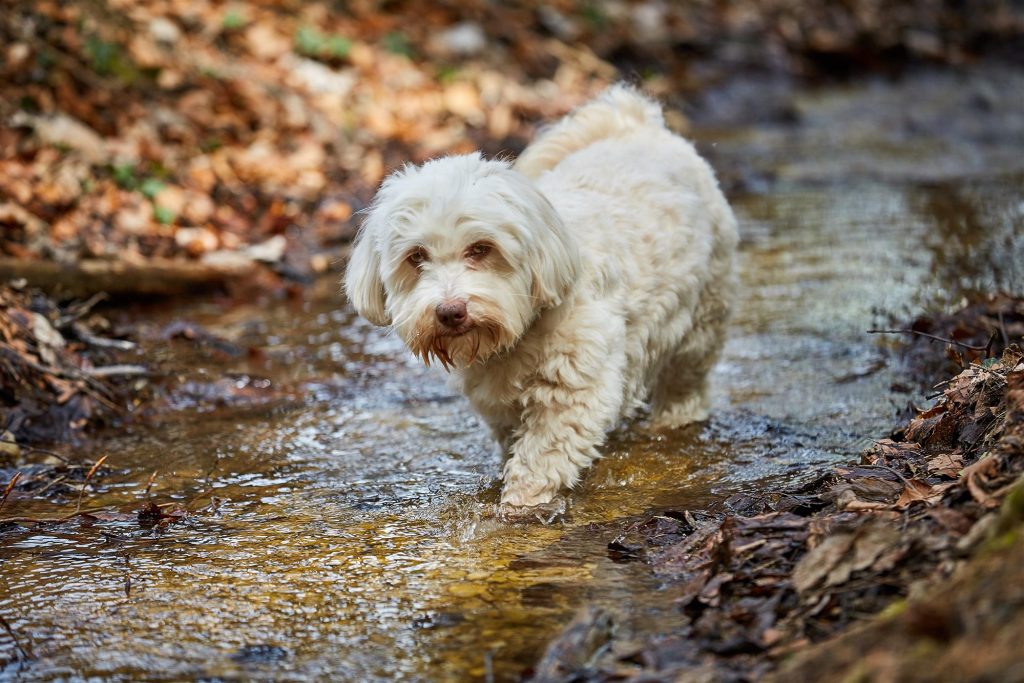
top-left (1, 66), bottom-right (1022, 681)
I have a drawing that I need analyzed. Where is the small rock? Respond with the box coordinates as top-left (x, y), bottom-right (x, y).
top-left (243, 235), bottom-right (287, 263)
top-left (0, 430), bottom-right (21, 462)
top-left (632, 2), bottom-right (669, 44)
top-left (149, 17), bottom-right (181, 44)
top-left (431, 22), bottom-right (487, 57)
top-left (6, 43), bottom-right (30, 69)
top-left (175, 226), bottom-right (219, 256)
top-left (537, 6), bottom-right (580, 41)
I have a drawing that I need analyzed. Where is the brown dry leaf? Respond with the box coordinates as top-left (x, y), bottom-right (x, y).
top-left (926, 452), bottom-right (964, 478)
top-left (793, 532), bottom-right (855, 593)
top-left (895, 480), bottom-right (956, 508)
top-left (829, 521), bottom-right (900, 587)
top-left (833, 487), bottom-right (891, 511)
top-left (793, 520), bottom-right (901, 593)
top-left (961, 455), bottom-right (1001, 507)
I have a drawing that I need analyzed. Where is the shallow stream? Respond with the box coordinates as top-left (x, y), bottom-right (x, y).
top-left (2, 67), bottom-right (1022, 681)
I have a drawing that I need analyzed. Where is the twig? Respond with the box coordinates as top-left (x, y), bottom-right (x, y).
top-left (57, 292), bottom-right (108, 326)
top-left (0, 614), bottom-right (32, 662)
top-left (144, 470), bottom-right (157, 498)
top-left (997, 310), bottom-right (1010, 349)
top-left (76, 455), bottom-right (108, 514)
top-left (81, 364), bottom-right (149, 377)
top-left (858, 463), bottom-right (913, 486)
top-left (34, 475), bottom-right (67, 497)
top-left (866, 329), bottom-right (989, 351)
top-left (0, 472), bottom-right (22, 516)
top-left (70, 322), bottom-right (137, 351)
top-left (0, 507), bottom-right (112, 525)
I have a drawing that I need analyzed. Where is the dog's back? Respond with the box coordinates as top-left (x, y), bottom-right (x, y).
top-left (514, 85), bottom-right (665, 180)
top-left (515, 85), bottom-right (738, 427)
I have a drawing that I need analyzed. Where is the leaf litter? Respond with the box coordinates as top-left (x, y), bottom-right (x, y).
top-left (534, 301), bottom-right (1024, 682)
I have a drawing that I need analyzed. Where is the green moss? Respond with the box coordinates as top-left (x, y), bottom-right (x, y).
top-left (982, 528), bottom-right (1019, 554)
top-left (996, 476), bottom-right (1024, 530)
top-left (84, 37), bottom-right (140, 83)
top-left (909, 639), bottom-right (942, 660)
top-left (838, 662), bottom-right (875, 683)
top-left (878, 599), bottom-right (908, 621)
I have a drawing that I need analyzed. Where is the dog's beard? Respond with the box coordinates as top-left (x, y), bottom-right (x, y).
top-left (399, 305), bottom-right (519, 371)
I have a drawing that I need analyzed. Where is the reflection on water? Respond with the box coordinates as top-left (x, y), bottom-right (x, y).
top-left (2, 94), bottom-right (1023, 682)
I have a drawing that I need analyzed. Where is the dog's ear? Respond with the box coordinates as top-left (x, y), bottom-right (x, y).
top-left (344, 212), bottom-right (390, 326)
top-left (522, 183), bottom-right (581, 308)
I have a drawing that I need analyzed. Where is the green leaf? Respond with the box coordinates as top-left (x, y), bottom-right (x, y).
top-left (140, 178), bottom-right (166, 200)
top-left (295, 25), bottom-right (324, 57)
top-left (382, 32), bottom-right (413, 58)
top-left (326, 35), bottom-right (352, 59)
top-left (154, 205), bottom-right (176, 225)
top-left (222, 9), bottom-right (247, 31)
top-left (113, 164), bottom-right (137, 190)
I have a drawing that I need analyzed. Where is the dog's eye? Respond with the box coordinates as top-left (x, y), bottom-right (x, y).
top-left (407, 247), bottom-right (428, 266)
top-left (466, 242), bottom-right (492, 260)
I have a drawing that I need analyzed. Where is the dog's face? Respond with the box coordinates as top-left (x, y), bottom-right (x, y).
top-left (345, 154), bottom-right (580, 369)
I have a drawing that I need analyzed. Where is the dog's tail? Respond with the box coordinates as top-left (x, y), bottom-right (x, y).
top-left (514, 84), bottom-right (665, 179)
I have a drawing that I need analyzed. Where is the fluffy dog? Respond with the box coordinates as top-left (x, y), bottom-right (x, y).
top-left (345, 85), bottom-right (738, 508)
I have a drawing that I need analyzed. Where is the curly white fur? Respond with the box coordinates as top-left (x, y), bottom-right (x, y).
top-left (345, 85), bottom-right (738, 507)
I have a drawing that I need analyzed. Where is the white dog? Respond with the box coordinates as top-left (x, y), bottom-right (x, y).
top-left (345, 85), bottom-right (738, 508)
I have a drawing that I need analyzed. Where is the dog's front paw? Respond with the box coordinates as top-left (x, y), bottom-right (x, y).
top-left (500, 467), bottom-right (560, 508)
top-left (497, 496), bottom-right (568, 525)
top-left (499, 469), bottom-right (566, 524)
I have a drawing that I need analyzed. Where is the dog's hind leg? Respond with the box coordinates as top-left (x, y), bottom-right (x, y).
top-left (649, 300), bottom-right (728, 429)
top-left (649, 358), bottom-right (713, 429)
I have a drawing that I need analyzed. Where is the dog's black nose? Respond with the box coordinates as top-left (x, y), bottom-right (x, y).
top-left (436, 300), bottom-right (468, 328)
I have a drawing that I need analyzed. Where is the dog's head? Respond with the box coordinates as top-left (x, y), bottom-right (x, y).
top-left (344, 153), bottom-right (580, 369)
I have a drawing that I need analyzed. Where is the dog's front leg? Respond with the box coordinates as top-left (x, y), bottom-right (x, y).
top-left (500, 313), bottom-right (626, 507)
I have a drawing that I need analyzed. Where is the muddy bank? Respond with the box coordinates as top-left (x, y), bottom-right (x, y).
top-left (533, 304), bottom-right (1024, 682)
